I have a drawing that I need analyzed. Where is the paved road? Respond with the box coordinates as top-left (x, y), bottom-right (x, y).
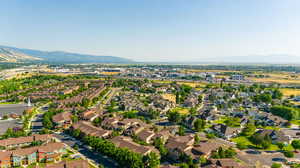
top-left (30, 103), bottom-right (49, 133)
top-left (54, 132), bottom-right (118, 168)
top-left (31, 114), bottom-right (44, 133)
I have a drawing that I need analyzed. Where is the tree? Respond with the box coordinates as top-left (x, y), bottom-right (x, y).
top-left (93, 117), bottom-right (102, 126)
top-left (198, 95), bottom-right (203, 103)
top-left (189, 108), bottom-right (197, 116)
top-left (143, 152), bottom-right (160, 168)
top-left (71, 129), bottom-right (81, 138)
top-left (153, 138), bottom-right (167, 157)
top-left (194, 118), bottom-right (206, 132)
top-left (167, 111), bottom-right (182, 124)
top-left (250, 133), bottom-right (271, 149)
top-left (271, 163), bottom-right (282, 168)
top-left (178, 126), bottom-right (185, 136)
top-left (194, 134), bottom-right (200, 145)
top-left (43, 116), bottom-right (53, 129)
top-left (270, 105), bottom-right (300, 121)
top-left (199, 156), bottom-right (207, 165)
top-left (236, 142), bottom-right (247, 150)
top-left (241, 122), bottom-right (256, 136)
top-left (176, 92), bottom-right (180, 104)
top-left (224, 117), bottom-right (240, 127)
top-left (276, 142), bottom-right (285, 150)
top-left (71, 115), bottom-right (79, 123)
top-left (292, 140), bottom-right (300, 149)
top-left (284, 150), bottom-right (294, 158)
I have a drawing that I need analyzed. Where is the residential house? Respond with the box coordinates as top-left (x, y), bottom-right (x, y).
top-left (45, 159), bottom-right (88, 168)
top-left (255, 129), bottom-right (290, 143)
top-left (80, 109), bottom-right (100, 122)
top-left (191, 140), bottom-right (226, 158)
top-left (0, 142), bottom-right (66, 168)
top-left (72, 121), bottom-right (112, 138)
top-left (52, 112), bottom-right (73, 128)
top-left (165, 135), bottom-right (194, 160)
top-left (0, 134), bottom-right (53, 150)
top-left (110, 136), bottom-right (158, 156)
top-left (212, 124), bottom-right (241, 139)
top-left (209, 158), bottom-right (243, 168)
top-left (136, 129), bottom-right (155, 144)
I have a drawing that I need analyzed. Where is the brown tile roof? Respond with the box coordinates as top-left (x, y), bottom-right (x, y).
top-left (192, 141), bottom-right (225, 155)
top-left (136, 129), bottom-right (155, 142)
top-left (73, 121), bottom-right (111, 138)
top-left (45, 159), bottom-right (89, 168)
top-left (0, 151), bottom-right (11, 161)
top-left (212, 158), bottom-right (241, 168)
top-left (0, 142), bottom-right (65, 159)
top-left (165, 135), bottom-right (194, 152)
top-left (52, 112), bottom-right (72, 123)
top-left (0, 134), bottom-right (53, 147)
top-left (110, 136), bottom-right (156, 155)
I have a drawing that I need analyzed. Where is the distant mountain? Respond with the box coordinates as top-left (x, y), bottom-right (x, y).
top-left (0, 45), bottom-right (133, 63)
top-left (0, 48), bottom-right (42, 62)
top-left (204, 54), bottom-right (300, 64)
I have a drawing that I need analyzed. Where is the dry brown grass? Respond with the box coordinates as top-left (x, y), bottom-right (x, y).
top-left (100, 72), bottom-right (120, 75)
top-left (280, 88), bottom-right (300, 97)
top-left (161, 93), bottom-right (176, 103)
top-left (178, 81), bottom-right (206, 88)
top-left (249, 72), bottom-right (300, 84)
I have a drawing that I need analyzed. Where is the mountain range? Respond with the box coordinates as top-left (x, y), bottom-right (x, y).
top-left (0, 46), bottom-right (133, 64)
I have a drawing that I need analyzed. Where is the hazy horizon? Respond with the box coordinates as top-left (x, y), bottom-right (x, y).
top-left (1, 0), bottom-right (300, 62)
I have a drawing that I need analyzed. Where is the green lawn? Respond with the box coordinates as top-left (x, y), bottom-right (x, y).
top-left (262, 126), bottom-right (280, 131)
top-left (170, 107), bottom-right (190, 115)
top-left (231, 136), bottom-right (280, 151)
top-left (231, 136), bottom-right (253, 147)
top-left (212, 116), bottom-right (227, 124)
top-left (291, 120), bottom-right (300, 125)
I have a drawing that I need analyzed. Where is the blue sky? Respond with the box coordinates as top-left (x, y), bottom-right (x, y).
top-left (1, 0), bottom-right (300, 62)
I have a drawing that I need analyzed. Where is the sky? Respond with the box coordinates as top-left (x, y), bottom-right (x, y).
top-left (1, 0), bottom-right (300, 62)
